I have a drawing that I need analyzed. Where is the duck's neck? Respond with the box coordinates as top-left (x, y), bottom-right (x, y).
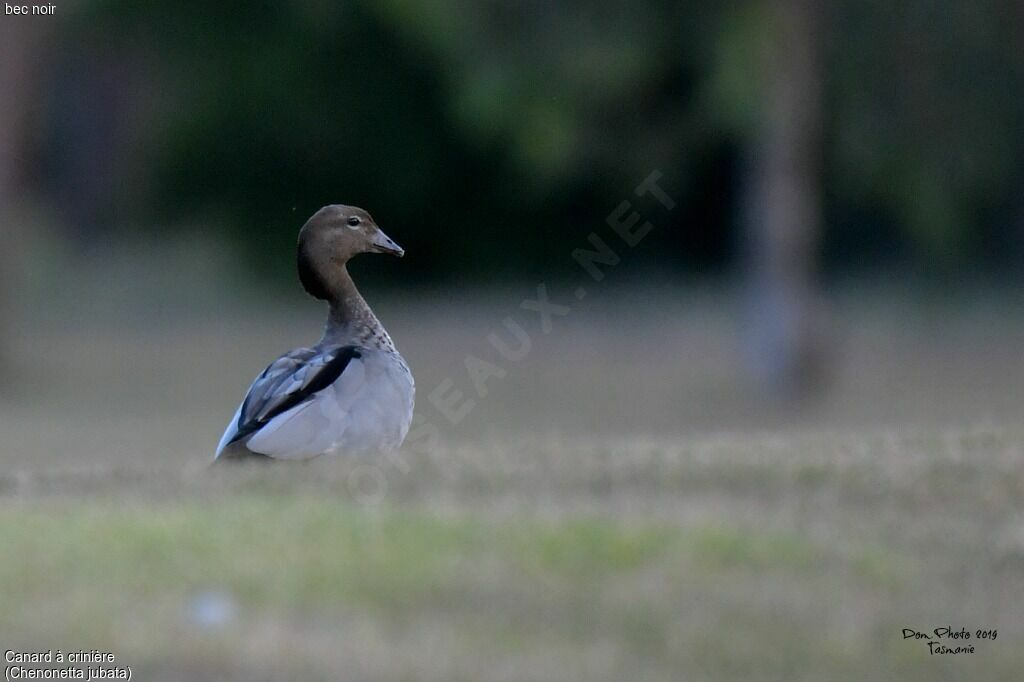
top-left (320, 265), bottom-right (388, 347)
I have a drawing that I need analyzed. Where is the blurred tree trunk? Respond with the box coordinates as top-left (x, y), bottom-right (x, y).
top-left (0, 19), bottom-right (47, 372)
top-left (743, 0), bottom-right (828, 397)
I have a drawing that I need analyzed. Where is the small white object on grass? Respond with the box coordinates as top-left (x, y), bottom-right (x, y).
top-left (188, 590), bottom-right (237, 630)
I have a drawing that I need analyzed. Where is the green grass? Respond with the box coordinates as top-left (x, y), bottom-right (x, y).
top-left (2, 445), bottom-right (1020, 682)
top-left (0, 498), bottom-right (753, 628)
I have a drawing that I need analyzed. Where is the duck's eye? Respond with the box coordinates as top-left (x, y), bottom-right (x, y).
top-left (347, 216), bottom-right (362, 228)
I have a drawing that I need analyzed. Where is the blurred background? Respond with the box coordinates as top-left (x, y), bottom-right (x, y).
top-left (2, 1), bottom-right (1024, 680)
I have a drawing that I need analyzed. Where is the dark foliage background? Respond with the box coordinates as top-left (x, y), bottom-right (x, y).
top-left (18, 0), bottom-right (1022, 287)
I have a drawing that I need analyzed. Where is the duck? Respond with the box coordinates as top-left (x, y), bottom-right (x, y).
top-left (215, 204), bottom-right (415, 461)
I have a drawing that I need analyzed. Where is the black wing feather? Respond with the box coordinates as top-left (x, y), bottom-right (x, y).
top-left (226, 345), bottom-right (362, 446)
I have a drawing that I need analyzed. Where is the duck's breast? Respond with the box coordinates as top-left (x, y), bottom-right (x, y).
top-left (330, 348), bottom-right (414, 456)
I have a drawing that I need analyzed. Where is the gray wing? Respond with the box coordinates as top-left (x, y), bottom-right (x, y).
top-left (215, 345), bottom-right (362, 457)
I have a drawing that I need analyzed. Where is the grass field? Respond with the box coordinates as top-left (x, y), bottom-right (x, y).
top-left (1, 252), bottom-right (1023, 680)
